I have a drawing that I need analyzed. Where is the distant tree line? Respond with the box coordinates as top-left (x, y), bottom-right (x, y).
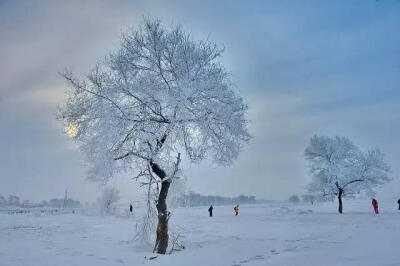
top-left (175, 192), bottom-right (257, 207)
top-left (288, 194), bottom-right (320, 205)
top-left (0, 194), bottom-right (81, 208)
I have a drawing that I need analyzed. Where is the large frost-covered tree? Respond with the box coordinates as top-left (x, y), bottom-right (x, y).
top-left (59, 19), bottom-right (249, 254)
top-left (304, 135), bottom-right (391, 213)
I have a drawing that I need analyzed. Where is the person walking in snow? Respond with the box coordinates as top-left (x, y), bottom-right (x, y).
top-left (372, 198), bottom-right (379, 214)
top-left (208, 205), bottom-right (213, 217)
top-left (129, 203), bottom-right (133, 214)
top-left (397, 199), bottom-right (400, 210)
top-left (234, 205), bottom-right (239, 216)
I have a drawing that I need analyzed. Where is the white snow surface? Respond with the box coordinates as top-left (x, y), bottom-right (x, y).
top-left (1, 201), bottom-right (399, 266)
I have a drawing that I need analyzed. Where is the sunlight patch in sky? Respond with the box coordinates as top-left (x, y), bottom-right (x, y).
top-left (65, 123), bottom-right (78, 138)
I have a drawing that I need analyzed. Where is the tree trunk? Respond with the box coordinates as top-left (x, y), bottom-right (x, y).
top-left (338, 189), bottom-right (343, 214)
top-left (155, 179), bottom-right (171, 254)
top-left (150, 161), bottom-right (170, 254)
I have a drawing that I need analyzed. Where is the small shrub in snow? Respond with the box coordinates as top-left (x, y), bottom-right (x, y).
top-left (301, 194), bottom-right (316, 205)
top-left (97, 187), bottom-right (120, 215)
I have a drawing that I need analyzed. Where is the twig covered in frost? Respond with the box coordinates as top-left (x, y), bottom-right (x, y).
top-left (169, 232), bottom-right (185, 254)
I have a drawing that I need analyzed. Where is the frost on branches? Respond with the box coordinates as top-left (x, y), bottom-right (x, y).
top-left (304, 135), bottom-right (391, 213)
top-left (59, 19), bottom-right (250, 254)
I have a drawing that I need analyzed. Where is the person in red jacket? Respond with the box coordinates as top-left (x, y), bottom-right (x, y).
top-left (372, 198), bottom-right (379, 214)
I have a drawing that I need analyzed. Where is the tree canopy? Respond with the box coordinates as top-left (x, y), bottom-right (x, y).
top-left (305, 135), bottom-right (391, 200)
top-left (60, 19), bottom-right (250, 184)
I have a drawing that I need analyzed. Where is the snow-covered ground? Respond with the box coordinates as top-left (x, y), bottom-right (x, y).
top-left (1, 200), bottom-right (399, 266)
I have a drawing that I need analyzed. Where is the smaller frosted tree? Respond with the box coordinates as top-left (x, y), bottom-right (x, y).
top-left (301, 194), bottom-right (315, 205)
top-left (98, 187), bottom-right (121, 214)
top-left (40, 200), bottom-right (49, 207)
top-left (8, 195), bottom-right (20, 206)
top-left (289, 195), bottom-right (300, 204)
top-left (0, 194), bottom-right (7, 206)
top-left (305, 135), bottom-right (391, 213)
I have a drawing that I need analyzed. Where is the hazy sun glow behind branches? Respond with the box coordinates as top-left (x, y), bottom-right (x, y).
top-left (65, 123), bottom-right (78, 138)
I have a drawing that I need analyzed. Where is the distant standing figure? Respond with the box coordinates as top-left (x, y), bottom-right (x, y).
top-left (397, 199), bottom-right (400, 210)
top-left (234, 205), bottom-right (239, 216)
top-left (372, 198), bottom-right (379, 214)
top-left (208, 205), bottom-right (213, 217)
top-left (129, 204), bottom-right (133, 214)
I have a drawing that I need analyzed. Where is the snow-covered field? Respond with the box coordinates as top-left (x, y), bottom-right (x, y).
top-left (1, 201), bottom-right (399, 266)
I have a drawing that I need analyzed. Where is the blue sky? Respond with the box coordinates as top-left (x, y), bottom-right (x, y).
top-left (0, 0), bottom-right (399, 202)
